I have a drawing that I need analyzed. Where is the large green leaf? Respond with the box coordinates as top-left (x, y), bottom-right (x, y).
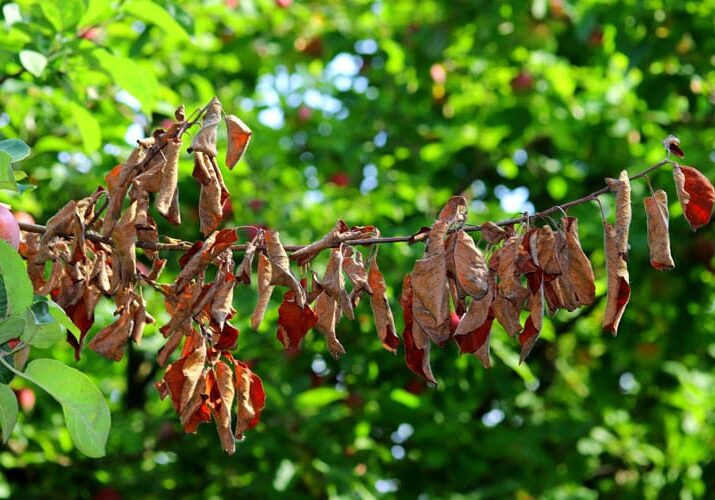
top-left (39, 0), bottom-right (85, 32)
top-left (0, 315), bottom-right (25, 345)
top-left (0, 151), bottom-right (17, 191)
top-left (0, 383), bottom-right (17, 443)
top-left (0, 240), bottom-right (32, 316)
top-left (69, 101), bottom-right (101, 153)
top-left (24, 359), bottom-right (110, 458)
top-left (121, 0), bottom-right (191, 41)
top-left (20, 302), bottom-right (63, 349)
top-left (0, 139), bottom-right (30, 162)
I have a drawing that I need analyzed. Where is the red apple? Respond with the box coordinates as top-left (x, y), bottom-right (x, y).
top-left (14, 388), bottom-right (35, 412)
top-left (297, 106), bottom-right (312, 123)
top-left (225, 0), bottom-right (239, 8)
top-left (510, 71), bottom-right (534, 92)
top-left (0, 205), bottom-right (20, 250)
top-left (275, 0), bottom-right (292, 8)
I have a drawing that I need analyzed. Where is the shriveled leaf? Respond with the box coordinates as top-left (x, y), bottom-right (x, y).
top-left (251, 252), bottom-right (274, 330)
top-left (451, 230), bottom-right (489, 300)
top-left (189, 97), bottom-right (222, 157)
top-left (315, 247), bottom-right (353, 320)
top-left (437, 195), bottom-right (467, 226)
top-left (235, 237), bottom-right (257, 285)
top-left (211, 273), bottom-right (236, 328)
top-left (180, 335), bottom-right (207, 411)
top-left (557, 217), bottom-right (596, 310)
top-left (644, 190), bottom-right (675, 270)
top-left (605, 170), bottom-right (632, 258)
top-left (314, 292), bottom-right (344, 359)
top-left (602, 222), bottom-right (631, 335)
top-left (211, 361), bottom-right (236, 454)
top-left (492, 293), bottom-right (522, 336)
top-left (343, 246), bottom-right (372, 306)
top-left (535, 226), bottom-right (561, 276)
top-left (400, 275), bottom-right (436, 385)
top-left (480, 221), bottom-right (509, 244)
top-left (265, 230), bottom-right (305, 308)
top-left (193, 152), bottom-right (223, 236)
top-left (673, 164), bottom-right (715, 231)
top-left (174, 229), bottom-right (237, 292)
top-left (111, 200), bottom-right (138, 287)
top-left (233, 360), bottom-right (265, 438)
top-left (276, 289), bottom-right (318, 351)
top-left (225, 114), bottom-right (252, 169)
top-left (291, 220), bottom-right (375, 266)
top-left (155, 138), bottom-right (182, 218)
top-left (367, 254), bottom-right (399, 353)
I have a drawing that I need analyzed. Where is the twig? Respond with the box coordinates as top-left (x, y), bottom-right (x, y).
top-left (18, 159), bottom-right (674, 253)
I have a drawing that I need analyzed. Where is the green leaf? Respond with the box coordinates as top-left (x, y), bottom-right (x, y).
top-left (0, 139), bottom-right (30, 162)
top-left (0, 151), bottom-right (17, 191)
top-left (79, 0), bottom-right (114, 27)
top-left (20, 302), bottom-right (63, 349)
top-left (19, 50), bottom-right (47, 77)
top-left (0, 276), bottom-right (6, 318)
top-left (389, 388), bottom-right (421, 409)
top-left (0, 240), bottom-right (32, 316)
top-left (47, 300), bottom-right (80, 342)
top-left (95, 49), bottom-right (156, 112)
top-left (294, 387), bottom-right (345, 414)
top-left (24, 359), bottom-right (110, 458)
top-left (122, 0), bottom-right (191, 41)
top-left (0, 383), bottom-right (18, 443)
top-left (0, 315), bottom-right (25, 345)
top-left (69, 102), bottom-right (101, 153)
top-left (39, 0), bottom-right (85, 32)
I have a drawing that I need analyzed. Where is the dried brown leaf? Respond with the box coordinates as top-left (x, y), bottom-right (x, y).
top-left (315, 291), bottom-right (344, 359)
top-left (315, 247), bottom-right (353, 320)
top-left (602, 222), bottom-right (631, 335)
top-left (560, 217), bottom-right (596, 308)
top-left (451, 230), bottom-right (489, 300)
top-left (480, 221), bottom-right (509, 244)
top-left (111, 199), bottom-right (138, 287)
top-left (189, 97), bottom-right (222, 157)
top-left (606, 170), bottom-right (632, 258)
top-left (180, 334), bottom-right (207, 411)
top-left (155, 138), bottom-right (182, 218)
top-left (225, 114), bottom-right (252, 169)
top-left (644, 189), bottom-right (675, 270)
top-left (193, 152), bottom-right (223, 236)
top-left (400, 274), bottom-right (436, 385)
top-left (367, 254), bottom-right (399, 353)
top-left (233, 360), bottom-right (265, 438)
top-left (211, 361), bottom-right (236, 454)
top-left (343, 246), bottom-right (372, 307)
top-left (673, 164), bottom-right (715, 231)
top-left (235, 237), bottom-right (257, 285)
top-left (265, 230), bottom-right (306, 308)
top-left (251, 252), bottom-right (274, 330)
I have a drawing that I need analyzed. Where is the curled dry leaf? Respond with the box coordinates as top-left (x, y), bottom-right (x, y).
top-left (193, 152), bottom-right (223, 236)
top-left (412, 220), bottom-right (451, 345)
top-left (265, 230), bottom-right (305, 308)
top-left (88, 288), bottom-right (138, 361)
top-left (180, 333), bottom-right (208, 411)
top-left (602, 222), bottom-right (631, 335)
top-left (673, 164), bottom-right (715, 231)
top-left (480, 221), bottom-right (509, 244)
top-left (343, 246), bottom-right (372, 307)
top-left (367, 253), bottom-right (399, 353)
top-left (111, 200), bottom-right (138, 288)
top-left (535, 226), bottom-right (561, 276)
top-left (519, 272), bottom-right (544, 363)
top-left (290, 220), bottom-right (376, 266)
top-left (555, 217), bottom-right (596, 311)
top-left (437, 195), bottom-right (467, 226)
top-left (233, 360), bottom-right (266, 439)
top-left (276, 288), bottom-right (318, 351)
top-left (174, 229), bottom-right (238, 292)
top-left (210, 361), bottom-right (236, 454)
top-left (448, 230), bottom-right (489, 301)
top-left (155, 138), bottom-right (182, 219)
top-left (644, 189), bottom-right (675, 270)
top-left (251, 252), bottom-right (274, 330)
top-left (400, 274), bottom-right (436, 385)
top-left (314, 291), bottom-right (344, 359)
top-left (454, 282), bottom-right (495, 369)
top-left (315, 247), bottom-right (353, 321)
top-left (605, 170), bottom-right (632, 258)
top-left (189, 97), bottom-right (222, 157)
top-left (211, 272), bottom-right (236, 328)
top-left (235, 236), bottom-right (257, 285)
top-left (225, 114), bottom-right (252, 169)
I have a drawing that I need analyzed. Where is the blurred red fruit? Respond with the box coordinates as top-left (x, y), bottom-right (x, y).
top-left (92, 487), bottom-right (122, 500)
top-left (13, 211), bottom-right (34, 225)
top-left (248, 199), bottom-right (266, 212)
top-left (14, 388), bottom-right (35, 412)
top-left (328, 172), bottom-right (350, 187)
top-left (297, 106), bottom-right (312, 122)
top-left (225, 0), bottom-right (239, 8)
top-left (276, 0), bottom-right (292, 8)
top-left (0, 205), bottom-right (20, 249)
top-left (510, 71), bottom-right (534, 92)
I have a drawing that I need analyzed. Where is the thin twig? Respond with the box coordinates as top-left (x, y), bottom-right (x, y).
top-left (18, 159), bottom-right (674, 253)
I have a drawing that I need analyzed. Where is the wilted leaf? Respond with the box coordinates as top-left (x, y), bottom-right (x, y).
top-left (225, 114), bottom-right (252, 169)
top-left (189, 97), bottom-right (222, 157)
top-left (251, 252), bottom-right (274, 330)
top-left (437, 195), bottom-right (467, 226)
top-left (673, 164), bottom-right (715, 231)
top-left (155, 138), bottom-right (182, 219)
top-left (290, 220), bottom-right (376, 266)
top-left (210, 361), bottom-right (236, 454)
top-left (400, 274), bottom-right (436, 385)
top-left (265, 230), bottom-right (305, 308)
top-left (367, 254), bottom-right (399, 353)
top-left (343, 246), bottom-right (372, 306)
top-left (111, 200), bottom-right (138, 287)
top-left (480, 221), bottom-right (509, 244)
top-left (174, 229), bottom-right (237, 292)
top-left (556, 217), bottom-right (596, 310)
top-left (180, 333), bottom-right (207, 411)
top-left (644, 190), bottom-right (675, 270)
top-left (602, 222), bottom-right (631, 335)
top-left (314, 291), bottom-right (344, 359)
top-left (235, 237), bottom-right (257, 285)
top-left (315, 247), bottom-right (353, 320)
top-left (605, 170), bottom-right (632, 258)
top-left (193, 152), bottom-right (223, 236)
top-left (233, 360), bottom-right (265, 438)
top-left (450, 230), bottom-right (489, 300)
top-left (276, 289), bottom-right (318, 351)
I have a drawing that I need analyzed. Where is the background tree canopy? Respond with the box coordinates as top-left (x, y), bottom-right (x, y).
top-left (1, 0), bottom-right (715, 498)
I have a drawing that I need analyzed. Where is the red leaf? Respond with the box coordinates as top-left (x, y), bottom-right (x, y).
top-left (454, 308), bottom-right (494, 355)
top-left (213, 322), bottom-right (239, 351)
top-left (400, 275), bottom-right (436, 385)
top-left (518, 316), bottom-right (540, 363)
top-left (674, 165), bottom-right (715, 230)
top-left (276, 289), bottom-right (318, 351)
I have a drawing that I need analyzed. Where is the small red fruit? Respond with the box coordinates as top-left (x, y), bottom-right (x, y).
top-left (275, 0), bottom-right (292, 8)
top-left (0, 205), bottom-right (20, 249)
top-left (328, 172), bottom-right (350, 187)
top-left (510, 71), bottom-right (534, 92)
top-left (297, 106), bottom-right (312, 123)
top-left (14, 388), bottom-right (35, 412)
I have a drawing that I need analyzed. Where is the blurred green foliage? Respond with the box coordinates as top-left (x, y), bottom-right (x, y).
top-left (2, 0), bottom-right (715, 498)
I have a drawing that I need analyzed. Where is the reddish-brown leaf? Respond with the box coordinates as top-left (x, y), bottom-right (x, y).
top-left (400, 274), bottom-right (436, 385)
top-left (189, 97), bottom-right (222, 157)
top-left (276, 289), bottom-right (318, 351)
top-left (225, 114), bottom-right (252, 169)
top-left (210, 361), bottom-right (236, 454)
top-left (251, 252), bottom-right (274, 330)
top-left (602, 222), bottom-right (631, 335)
top-left (605, 170), bottom-right (632, 258)
top-left (644, 189), bottom-right (675, 270)
top-left (673, 165), bottom-right (715, 231)
top-left (265, 230), bottom-right (306, 308)
top-left (367, 254), bottom-right (399, 353)
top-left (234, 360), bottom-right (266, 438)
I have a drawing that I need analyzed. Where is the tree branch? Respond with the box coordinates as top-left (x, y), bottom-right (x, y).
top-left (17, 158), bottom-right (674, 253)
